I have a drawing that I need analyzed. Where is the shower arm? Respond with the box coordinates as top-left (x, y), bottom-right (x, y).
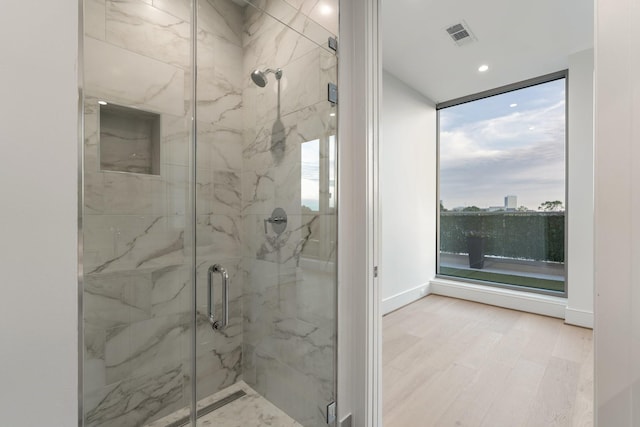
top-left (265, 68), bottom-right (283, 80)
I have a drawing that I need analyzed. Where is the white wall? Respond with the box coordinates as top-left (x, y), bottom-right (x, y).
top-left (594, 0), bottom-right (640, 424)
top-left (566, 49), bottom-right (595, 328)
top-left (380, 71), bottom-right (436, 314)
top-left (0, 2), bottom-right (78, 426)
top-left (338, 0), bottom-right (381, 424)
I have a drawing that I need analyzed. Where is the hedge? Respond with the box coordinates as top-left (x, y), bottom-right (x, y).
top-left (440, 212), bottom-right (565, 262)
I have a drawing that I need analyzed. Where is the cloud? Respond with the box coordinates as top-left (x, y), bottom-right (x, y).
top-left (440, 100), bottom-right (565, 209)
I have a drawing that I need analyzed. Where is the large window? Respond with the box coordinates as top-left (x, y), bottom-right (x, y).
top-left (437, 75), bottom-right (566, 294)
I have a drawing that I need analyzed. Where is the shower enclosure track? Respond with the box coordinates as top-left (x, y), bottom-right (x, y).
top-left (164, 390), bottom-right (247, 427)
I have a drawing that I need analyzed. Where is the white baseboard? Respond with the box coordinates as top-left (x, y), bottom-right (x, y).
top-left (565, 307), bottom-right (594, 328)
top-left (382, 283), bottom-right (430, 315)
top-left (429, 278), bottom-right (567, 319)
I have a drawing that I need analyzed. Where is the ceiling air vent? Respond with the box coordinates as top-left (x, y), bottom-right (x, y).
top-left (445, 21), bottom-right (476, 47)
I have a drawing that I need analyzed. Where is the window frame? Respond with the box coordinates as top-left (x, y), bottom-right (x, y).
top-left (435, 70), bottom-right (569, 297)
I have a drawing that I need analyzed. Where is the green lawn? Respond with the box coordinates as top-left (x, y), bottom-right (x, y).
top-left (439, 266), bottom-right (565, 292)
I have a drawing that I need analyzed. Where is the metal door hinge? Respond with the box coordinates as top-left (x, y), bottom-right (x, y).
top-left (339, 414), bottom-right (352, 427)
top-left (328, 83), bottom-right (338, 104)
top-left (328, 36), bottom-right (338, 52)
top-left (326, 401), bottom-right (336, 424)
top-left (374, 266), bottom-right (379, 278)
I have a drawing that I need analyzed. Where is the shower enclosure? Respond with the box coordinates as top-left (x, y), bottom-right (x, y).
top-left (81, 0), bottom-right (338, 425)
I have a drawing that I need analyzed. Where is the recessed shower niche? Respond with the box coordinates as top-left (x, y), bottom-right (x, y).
top-left (99, 103), bottom-right (161, 175)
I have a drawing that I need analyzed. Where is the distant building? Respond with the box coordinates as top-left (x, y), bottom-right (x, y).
top-left (504, 195), bottom-right (517, 211)
top-left (487, 206), bottom-right (504, 212)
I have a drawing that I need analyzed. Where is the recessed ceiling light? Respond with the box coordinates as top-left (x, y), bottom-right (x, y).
top-left (98, 100), bottom-right (108, 105)
top-left (478, 64), bottom-right (489, 72)
top-left (529, 126), bottom-right (535, 130)
top-left (510, 103), bottom-right (517, 108)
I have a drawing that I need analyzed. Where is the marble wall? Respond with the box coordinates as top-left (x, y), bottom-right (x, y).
top-left (82, 0), bottom-right (337, 426)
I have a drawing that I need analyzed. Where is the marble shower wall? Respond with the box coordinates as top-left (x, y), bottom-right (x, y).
top-left (83, 0), bottom-right (245, 425)
top-left (239, 1), bottom-right (338, 426)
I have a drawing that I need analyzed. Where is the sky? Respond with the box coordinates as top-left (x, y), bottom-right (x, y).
top-left (301, 136), bottom-right (336, 211)
top-left (439, 78), bottom-right (566, 211)
top-left (301, 139), bottom-right (321, 210)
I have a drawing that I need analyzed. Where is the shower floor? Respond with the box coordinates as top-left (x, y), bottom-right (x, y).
top-left (146, 381), bottom-right (301, 427)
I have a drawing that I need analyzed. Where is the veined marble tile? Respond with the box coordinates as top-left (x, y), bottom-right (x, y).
top-left (83, 215), bottom-right (186, 274)
top-left (150, 265), bottom-right (191, 317)
top-left (84, 270), bottom-right (154, 330)
top-left (196, 214), bottom-right (242, 259)
top-left (240, 168), bottom-right (276, 215)
top-left (85, 37), bottom-right (185, 116)
top-left (86, 0), bottom-right (107, 40)
top-left (100, 171), bottom-right (167, 215)
top-left (241, 117), bottom-right (298, 173)
top-left (196, 121), bottom-right (243, 172)
top-left (296, 263), bottom-right (336, 325)
top-left (164, 164), bottom-right (190, 216)
top-left (199, 0), bottom-right (244, 47)
top-left (278, 49), bottom-right (322, 117)
top-left (151, 0), bottom-right (191, 22)
top-left (85, 171), bottom-right (106, 215)
top-left (196, 169), bottom-right (242, 216)
top-left (243, 0), bottom-right (298, 42)
top-left (196, 80), bottom-right (242, 137)
top-left (85, 324), bottom-right (107, 394)
top-left (242, 19), bottom-right (320, 83)
top-left (106, 0), bottom-right (191, 69)
top-left (197, 32), bottom-right (244, 130)
top-left (266, 316), bottom-right (335, 384)
top-left (161, 113), bottom-right (191, 168)
top-left (237, 160), bottom-right (303, 218)
top-left (85, 364), bottom-right (185, 427)
top-left (249, 347), bottom-right (332, 427)
top-left (244, 0), bottom-right (333, 50)
top-left (104, 313), bottom-right (190, 384)
top-left (192, 310), bottom-right (243, 399)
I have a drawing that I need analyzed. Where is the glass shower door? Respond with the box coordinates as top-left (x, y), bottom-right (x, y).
top-left (81, 0), bottom-right (196, 425)
top-left (193, 0), bottom-right (338, 426)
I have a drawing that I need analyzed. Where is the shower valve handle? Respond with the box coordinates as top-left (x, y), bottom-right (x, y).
top-left (264, 216), bottom-right (287, 233)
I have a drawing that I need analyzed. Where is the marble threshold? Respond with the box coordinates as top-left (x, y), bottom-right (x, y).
top-left (146, 381), bottom-right (301, 427)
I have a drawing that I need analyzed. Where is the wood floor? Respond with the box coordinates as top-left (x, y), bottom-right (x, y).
top-left (382, 295), bottom-right (593, 427)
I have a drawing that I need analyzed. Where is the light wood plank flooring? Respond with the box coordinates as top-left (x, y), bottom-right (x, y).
top-left (383, 295), bottom-right (593, 427)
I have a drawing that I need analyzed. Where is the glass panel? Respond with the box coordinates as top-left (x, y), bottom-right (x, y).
top-left (81, 0), bottom-right (195, 425)
top-left (438, 78), bottom-right (566, 293)
top-left (193, 1), bottom-right (338, 426)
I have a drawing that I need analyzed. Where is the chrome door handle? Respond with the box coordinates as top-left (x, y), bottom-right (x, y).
top-left (207, 264), bottom-right (229, 330)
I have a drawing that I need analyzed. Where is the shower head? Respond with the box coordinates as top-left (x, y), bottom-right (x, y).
top-left (250, 68), bottom-right (283, 87)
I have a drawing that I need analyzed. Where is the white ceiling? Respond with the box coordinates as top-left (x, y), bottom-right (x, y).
top-left (382, 0), bottom-right (594, 103)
